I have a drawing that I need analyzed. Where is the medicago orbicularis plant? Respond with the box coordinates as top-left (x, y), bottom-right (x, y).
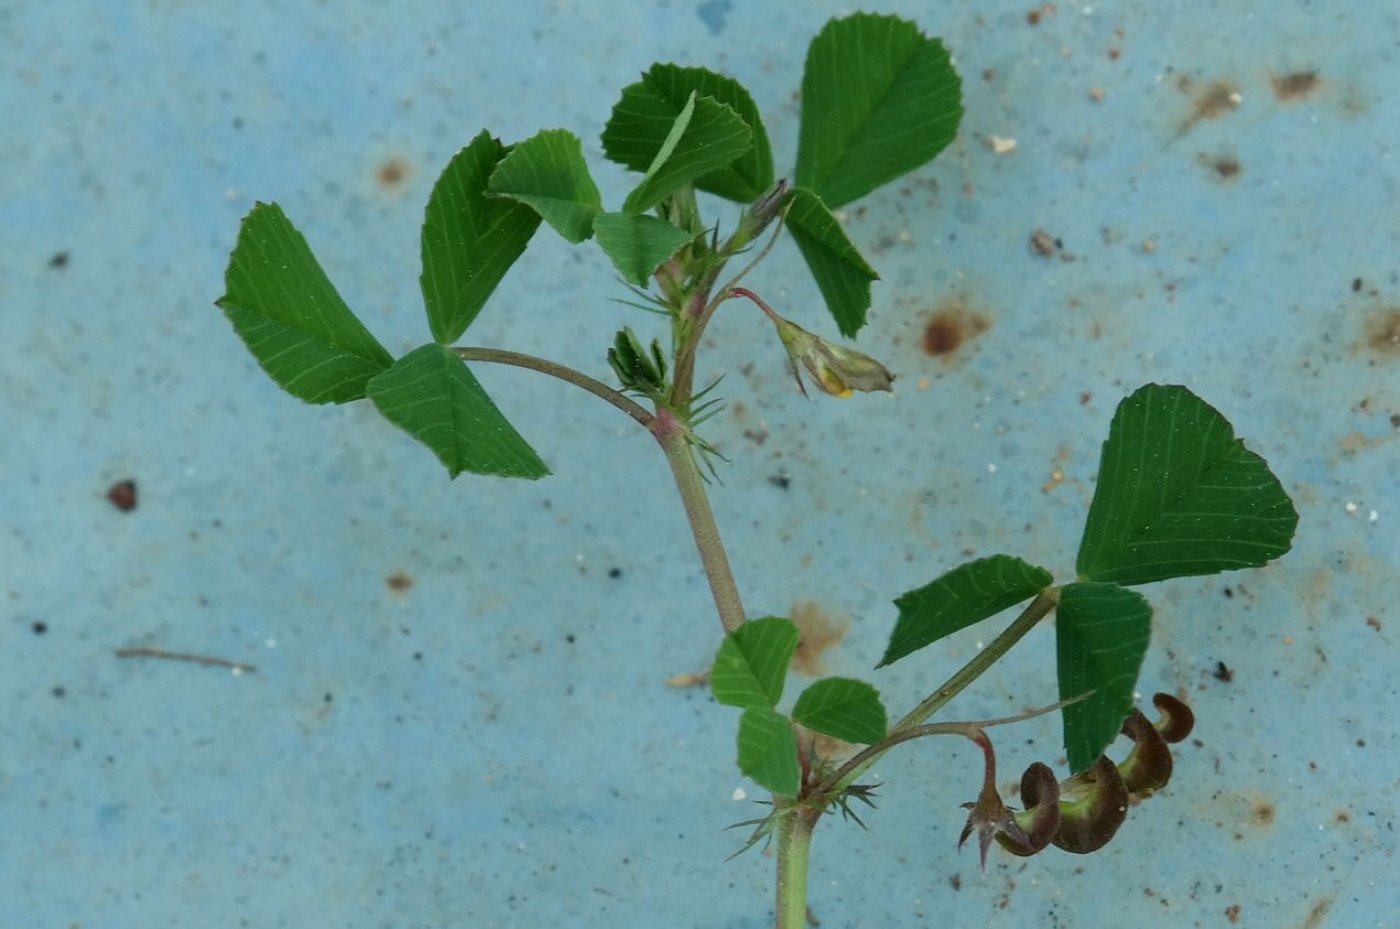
top-left (215, 12), bottom-right (1297, 928)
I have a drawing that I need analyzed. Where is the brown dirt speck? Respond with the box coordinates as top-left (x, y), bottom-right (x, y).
top-left (922, 298), bottom-right (991, 358)
top-left (1272, 70), bottom-right (1319, 102)
top-left (1177, 79), bottom-right (1240, 135)
top-left (1251, 800), bottom-right (1276, 827)
top-left (1301, 896), bottom-right (1332, 929)
top-left (1201, 153), bottom-right (1242, 180)
top-left (385, 572), bottom-right (414, 593)
top-left (107, 479), bottom-right (138, 512)
top-left (1030, 228), bottom-right (1059, 257)
top-left (376, 157), bottom-right (412, 189)
top-left (1364, 308), bottom-right (1400, 357)
top-left (790, 600), bottom-right (848, 675)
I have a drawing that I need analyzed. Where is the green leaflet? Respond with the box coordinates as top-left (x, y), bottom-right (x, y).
top-left (1056, 582), bottom-right (1152, 773)
top-left (602, 64), bottom-right (773, 202)
top-left (736, 707), bottom-right (801, 795)
top-left (366, 344), bottom-right (549, 480)
top-left (487, 129), bottom-right (602, 243)
top-left (785, 187), bottom-right (878, 338)
top-left (420, 131), bottom-right (541, 344)
top-left (217, 202), bottom-right (392, 404)
top-left (711, 617), bottom-right (799, 709)
top-left (621, 92), bottom-right (753, 215)
top-left (791, 678), bottom-right (887, 744)
top-left (881, 555), bottom-right (1054, 667)
top-left (1077, 385), bottom-right (1298, 586)
top-left (795, 13), bottom-right (963, 209)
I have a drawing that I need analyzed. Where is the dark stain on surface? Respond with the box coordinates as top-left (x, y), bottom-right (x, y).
top-left (922, 299), bottom-right (991, 358)
top-left (1213, 660), bottom-right (1234, 682)
top-left (1177, 78), bottom-right (1240, 134)
top-left (1364, 308), bottom-right (1400, 357)
top-left (1030, 228), bottom-right (1060, 257)
top-left (48, 251), bottom-right (70, 269)
top-left (32, 621), bottom-right (48, 635)
top-left (385, 572), bottom-right (414, 592)
top-left (1300, 896), bottom-right (1333, 929)
top-left (1272, 70), bottom-right (1319, 102)
top-left (376, 157), bottom-right (411, 190)
top-left (1251, 800), bottom-right (1276, 827)
top-left (107, 480), bottom-right (138, 512)
top-left (1202, 153), bottom-right (1242, 180)
top-left (790, 601), bottom-right (848, 676)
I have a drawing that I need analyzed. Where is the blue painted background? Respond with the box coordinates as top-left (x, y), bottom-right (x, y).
top-left (3, 2), bottom-right (1396, 927)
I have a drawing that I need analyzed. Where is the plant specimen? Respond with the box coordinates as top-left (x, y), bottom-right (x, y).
top-left (215, 13), bottom-right (1298, 928)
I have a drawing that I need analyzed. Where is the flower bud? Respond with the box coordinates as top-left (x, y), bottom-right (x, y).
top-left (771, 315), bottom-right (894, 398)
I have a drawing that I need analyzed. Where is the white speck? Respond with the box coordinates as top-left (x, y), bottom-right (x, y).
top-left (1228, 92), bottom-right (1244, 106)
top-left (988, 135), bottom-right (1018, 155)
top-left (1369, 509), bottom-right (1379, 523)
top-left (1344, 501), bottom-right (1359, 514)
top-left (975, 640), bottom-right (985, 650)
top-left (987, 463), bottom-right (999, 474)
top-left (231, 666), bottom-right (244, 677)
top-left (732, 787), bottom-right (748, 802)
top-left (265, 637), bottom-right (277, 649)
top-left (1082, 5), bottom-right (1094, 13)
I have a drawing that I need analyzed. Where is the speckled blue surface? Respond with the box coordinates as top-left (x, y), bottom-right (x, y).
top-left (3, 2), bottom-right (1396, 927)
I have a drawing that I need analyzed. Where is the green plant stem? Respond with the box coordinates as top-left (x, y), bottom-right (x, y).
top-left (818, 587), bottom-right (1061, 795)
top-left (670, 202), bottom-right (789, 403)
top-left (654, 409), bottom-right (746, 633)
top-left (818, 692), bottom-right (1086, 800)
top-left (774, 808), bottom-right (818, 929)
top-left (452, 346), bottom-right (653, 426)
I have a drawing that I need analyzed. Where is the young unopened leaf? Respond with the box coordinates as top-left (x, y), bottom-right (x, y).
top-left (795, 13), bottom-right (963, 208)
top-left (880, 555), bottom-right (1054, 668)
top-left (593, 212), bottom-right (694, 286)
top-left (711, 617), bottom-right (799, 709)
top-left (602, 64), bottom-right (773, 202)
top-left (1056, 582), bottom-right (1151, 773)
top-left (366, 344), bottom-right (548, 480)
top-left (217, 202), bottom-right (392, 404)
top-left (736, 707), bottom-right (800, 795)
top-left (1076, 385), bottom-right (1298, 586)
top-left (621, 93), bottom-right (752, 214)
top-left (487, 129), bottom-right (601, 243)
top-left (786, 187), bottom-right (878, 338)
top-left (421, 131), bottom-right (542, 344)
top-left (791, 678), bottom-right (887, 744)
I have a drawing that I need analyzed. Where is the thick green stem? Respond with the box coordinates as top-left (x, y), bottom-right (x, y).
top-left (654, 409), bottom-right (746, 634)
top-left (774, 808), bottom-right (818, 929)
top-left (819, 587), bottom-right (1061, 795)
